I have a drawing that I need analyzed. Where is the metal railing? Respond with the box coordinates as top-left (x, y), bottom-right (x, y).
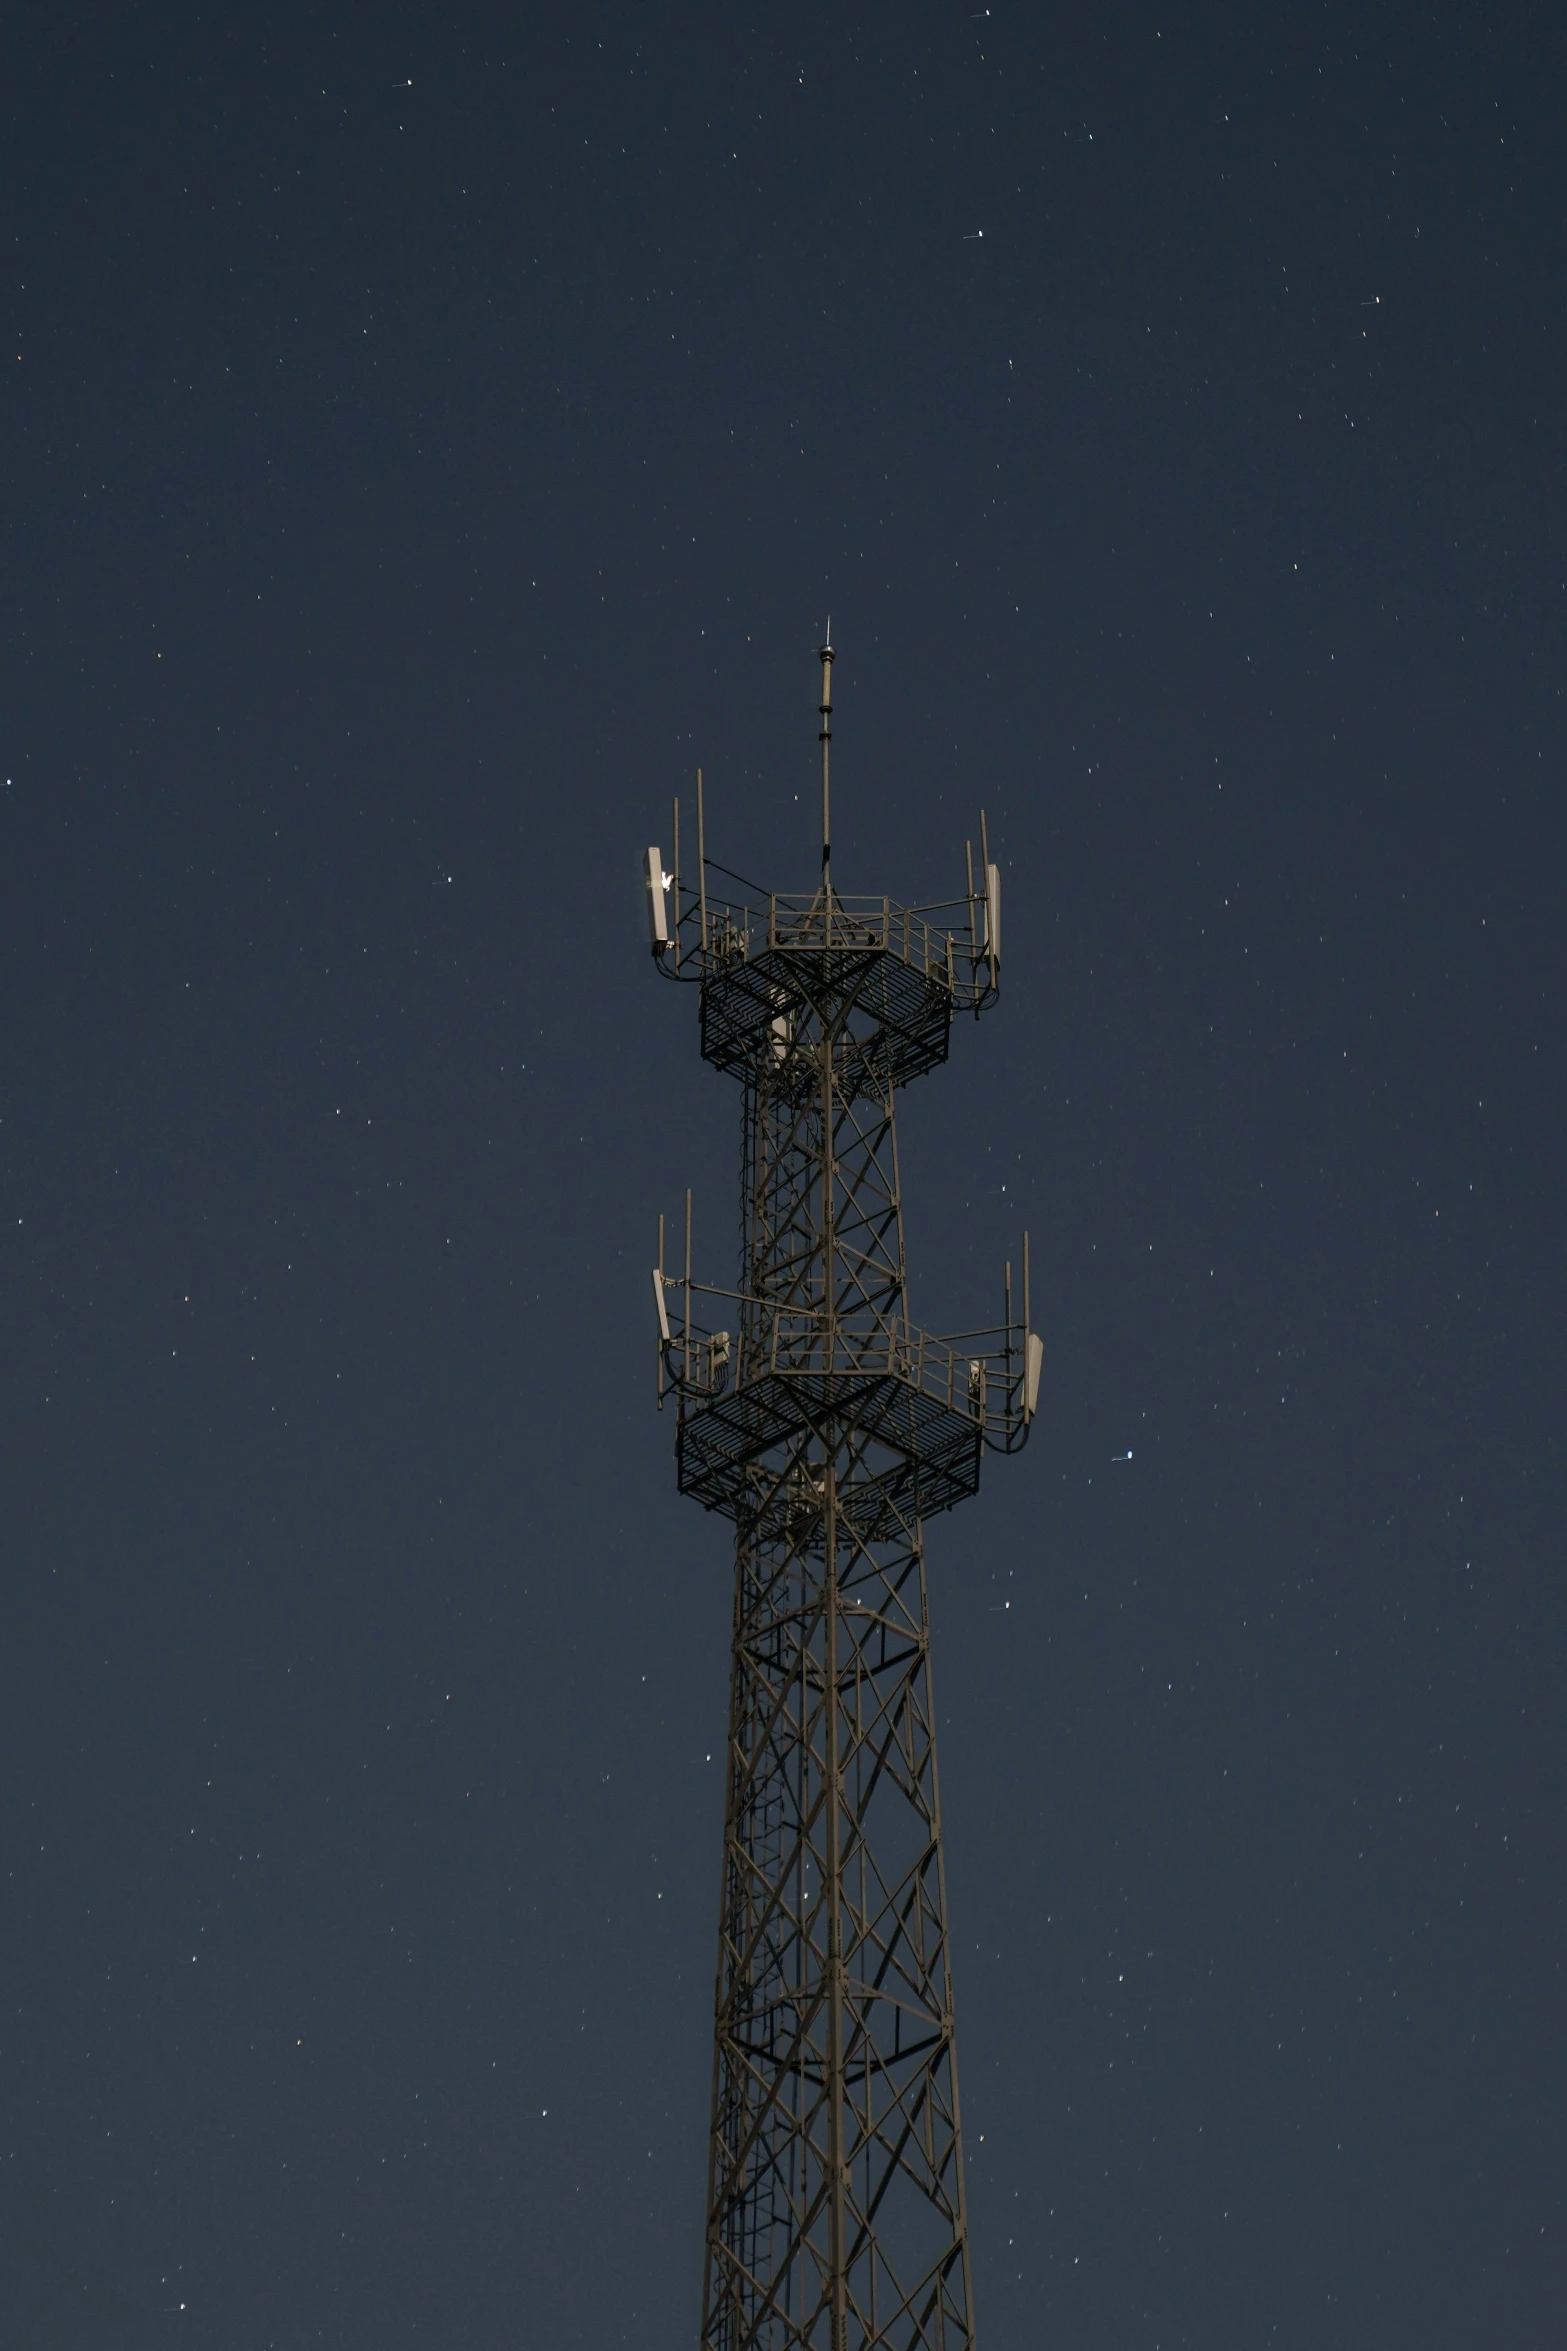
top-left (659, 872), bottom-right (996, 1014)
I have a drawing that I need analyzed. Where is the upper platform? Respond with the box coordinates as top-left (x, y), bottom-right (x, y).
top-left (649, 869), bottom-right (1001, 1092)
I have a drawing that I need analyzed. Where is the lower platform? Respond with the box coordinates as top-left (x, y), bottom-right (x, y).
top-left (676, 1366), bottom-right (984, 1525)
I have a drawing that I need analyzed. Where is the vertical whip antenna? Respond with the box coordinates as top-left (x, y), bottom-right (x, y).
top-left (818, 620), bottom-right (834, 889)
top-left (671, 795), bottom-right (681, 971)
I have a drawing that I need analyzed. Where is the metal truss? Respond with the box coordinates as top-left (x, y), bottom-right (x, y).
top-left (647, 637), bottom-right (1038, 2350)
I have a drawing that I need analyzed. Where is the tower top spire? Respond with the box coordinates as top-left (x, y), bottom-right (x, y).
top-left (817, 624), bottom-right (835, 884)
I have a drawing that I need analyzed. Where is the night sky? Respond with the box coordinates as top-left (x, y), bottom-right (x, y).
top-left (4, 4), bottom-right (1564, 2344)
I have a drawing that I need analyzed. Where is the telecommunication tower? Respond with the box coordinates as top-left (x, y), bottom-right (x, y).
top-left (644, 634), bottom-right (1040, 2351)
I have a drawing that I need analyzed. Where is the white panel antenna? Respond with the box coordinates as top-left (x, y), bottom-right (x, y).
top-left (984, 862), bottom-right (1002, 971)
top-left (644, 846), bottom-right (670, 952)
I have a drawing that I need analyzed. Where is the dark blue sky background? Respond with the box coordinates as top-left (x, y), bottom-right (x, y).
top-left (3, 4), bottom-right (1563, 2343)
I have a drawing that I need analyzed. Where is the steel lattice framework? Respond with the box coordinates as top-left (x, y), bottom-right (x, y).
top-left (645, 638), bottom-right (1040, 2351)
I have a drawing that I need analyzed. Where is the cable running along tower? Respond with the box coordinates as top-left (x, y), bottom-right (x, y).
top-left (644, 636), bottom-right (1040, 2351)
